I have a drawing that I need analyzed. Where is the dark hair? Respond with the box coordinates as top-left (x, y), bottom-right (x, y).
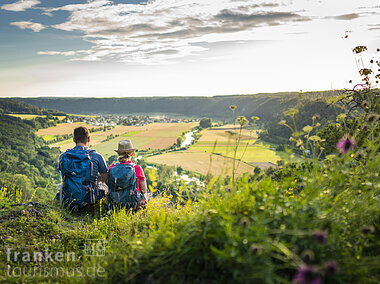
top-left (73, 126), bottom-right (89, 144)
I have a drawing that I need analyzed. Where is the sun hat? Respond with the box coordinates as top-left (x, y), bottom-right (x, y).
top-left (114, 140), bottom-right (136, 154)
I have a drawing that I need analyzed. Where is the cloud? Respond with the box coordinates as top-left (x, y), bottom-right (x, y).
top-left (368, 24), bottom-right (380, 31)
top-left (1, 0), bottom-right (40, 12)
top-left (10, 21), bottom-right (46, 32)
top-left (330, 13), bottom-right (360, 20)
top-left (37, 50), bottom-right (90, 56)
top-left (37, 0), bottom-right (309, 63)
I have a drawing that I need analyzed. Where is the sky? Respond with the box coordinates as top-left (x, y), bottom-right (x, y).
top-left (0, 0), bottom-right (379, 97)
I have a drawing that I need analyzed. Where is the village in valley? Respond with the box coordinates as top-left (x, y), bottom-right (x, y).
top-left (68, 114), bottom-right (198, 127)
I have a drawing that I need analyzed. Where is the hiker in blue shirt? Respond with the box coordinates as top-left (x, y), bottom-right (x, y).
top-left (57, 126), bottom-right (108, 209)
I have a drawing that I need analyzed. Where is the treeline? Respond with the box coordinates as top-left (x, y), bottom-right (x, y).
top-left (0, 115), bottom-right (61, 201)
top-left (13, 90), bottom-right (339, 119)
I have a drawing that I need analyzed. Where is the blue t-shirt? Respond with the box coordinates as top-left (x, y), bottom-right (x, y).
top-left (59, 145), bottom-right (107, 186)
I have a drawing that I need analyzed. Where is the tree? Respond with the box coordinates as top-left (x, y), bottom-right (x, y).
top-left (199, 118), bottom-right (212, 128)
top-left (254, 166), bottom-right (261, 175)
top-left (176, 137), bottom-right (182, 147)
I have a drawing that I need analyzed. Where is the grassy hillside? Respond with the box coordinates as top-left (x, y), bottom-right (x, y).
top-left (0, 140), bottom-right (378, 283)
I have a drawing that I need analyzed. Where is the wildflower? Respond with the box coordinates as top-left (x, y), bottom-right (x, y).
top-left (251, 116), bottom-right (260, 121)
top-left (324, 261), bottom-right (338, 275)
top-left (237, 116), bottom-right (249, 126)
top-left (312, 114), bottom-right (320, 121)
top-left (362, 225), bottom-right (375, 234)
top-left (312, 230), bottom-right (328, 244)
top-left (336, 135), bottom-right (355, 154)
top-left (303, 125), bottom-right (313, 133)
top-left (294, 265), bottom-right (321, 284)
top-left (279, 120), bottom-right (287, 126)
top-left (229, 105), bottom-right (237, 111)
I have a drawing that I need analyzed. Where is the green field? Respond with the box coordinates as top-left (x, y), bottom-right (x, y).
top-left (147, 124), bottom-right (297, 174)
top-left (41, 135), bottom-right (56, 142)
top-left (93, 136), bottom-right (153, 158)
top-left (122, 131), bottom-right (142, 137)
top-left (192, 144), bottom-right (280, 163)
top-left (9, 114), bottom-right (66, 120)
top-left (9, 114), bottom-right (40, 120)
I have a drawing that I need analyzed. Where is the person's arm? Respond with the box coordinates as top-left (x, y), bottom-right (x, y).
top-left (97, 153), bottom-right (108, 183)
top-left (139, 180), bottom-right (147, 195)
top-left (100, 172), bottom-right (108, 183)
top-left (135, 165), bottom-right (147, 195)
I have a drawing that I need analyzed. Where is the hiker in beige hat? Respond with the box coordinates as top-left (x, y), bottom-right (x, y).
top-left (107, 140), bottom-right (147, 209)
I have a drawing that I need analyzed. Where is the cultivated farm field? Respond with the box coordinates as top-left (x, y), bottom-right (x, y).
top-left (191, 125), bottom-right (295, 165)
top-left (36, 122), bottom-right (197, 158)
top-left (93, 122), bottom-right (197, 157)
top-left (36, 122), bottom-right (103, 136)
top-left (147, 124), bottom-right (290, 176)
top-left (147, 149), bottom-right (254, 176)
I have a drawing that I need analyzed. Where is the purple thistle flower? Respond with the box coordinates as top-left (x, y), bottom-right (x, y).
top-left (336, 135), bottom-right (355, 154)
top-left (294, 265), bottom-right (322, 284)
top-left (312, 230), bottom-right (328, 244)
top-left (324, 261), bottom-right (338, 275)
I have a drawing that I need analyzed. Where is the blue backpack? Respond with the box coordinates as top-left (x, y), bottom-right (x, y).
top-left (59, 148), bottom-right (95, 208)
top-left (107, 162), bottom-right (142, 211)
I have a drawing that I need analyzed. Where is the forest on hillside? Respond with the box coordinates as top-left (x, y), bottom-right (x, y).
top-left (14, 90), bottom-right (338, 119)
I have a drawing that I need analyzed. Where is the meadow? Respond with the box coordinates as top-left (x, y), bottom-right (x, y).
top-left (191, 125), bottom-right (281, 164)
top-left (9, 114), bottom-right (66, 120)
top-left (147, 124), bottom-right (295, 175)
top-left (147, 149), bottom-right (255, 176)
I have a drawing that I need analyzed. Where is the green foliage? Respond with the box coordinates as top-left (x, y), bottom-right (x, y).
top-left (0, 99), bottom-right (64, 116)
top-left (0, 115), bottom-right (60, 195)
top-left (260, 99), bottom-right (343, 145)
top-left (199, 118), bottom-right (212, 128)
